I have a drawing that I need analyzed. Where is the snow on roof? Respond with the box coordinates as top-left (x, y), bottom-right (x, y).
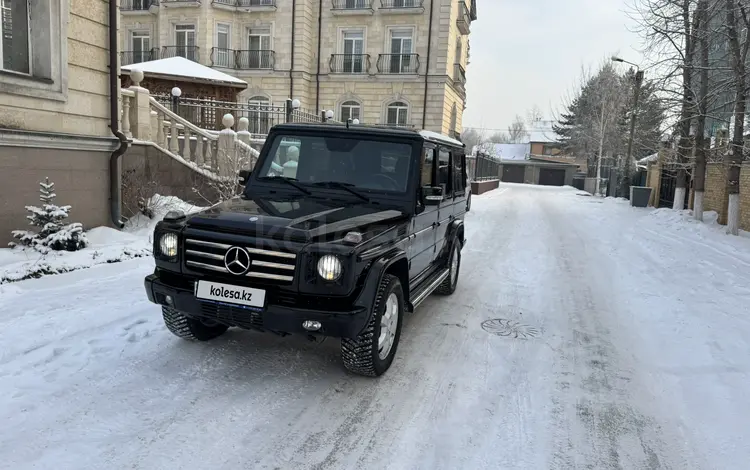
top-left (121, 57), bottom-right (248, 86)
top-left (638, 153), bottom-right (659, 164)
top-left (419, 130), bottom-right (464, 147)
top-left (492, 143), bottom-right (530, 161)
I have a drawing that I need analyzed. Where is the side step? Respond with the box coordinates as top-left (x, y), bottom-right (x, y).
top-left (409, 268), bottom-right (449, 311)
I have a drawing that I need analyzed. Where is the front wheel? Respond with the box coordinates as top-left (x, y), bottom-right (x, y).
top-left (341, 274), bottom-right (404, 377)
top-left (161, 306), bottom-right (228, 341)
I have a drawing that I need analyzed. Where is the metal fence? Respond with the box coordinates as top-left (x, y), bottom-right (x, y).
top-left (469, 152), bottom-right (500, 181)
top-left (153, 96), bottom-right (343, 135)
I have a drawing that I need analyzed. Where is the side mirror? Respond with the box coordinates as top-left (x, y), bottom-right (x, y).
top-left (238, 169), bottom-right (251, 185)
top-left (422, 186), bottom-right (443, 205)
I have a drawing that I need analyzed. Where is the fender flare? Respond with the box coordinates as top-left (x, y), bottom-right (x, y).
top-left (353, 248), bottom-right (408, 331)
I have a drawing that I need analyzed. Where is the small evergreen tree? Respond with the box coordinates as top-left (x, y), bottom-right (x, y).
top-left (9, 178), bottom-right (88, 252)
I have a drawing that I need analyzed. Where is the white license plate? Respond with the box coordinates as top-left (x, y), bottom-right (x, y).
top-left (195, 281), bottom-right (266, 308)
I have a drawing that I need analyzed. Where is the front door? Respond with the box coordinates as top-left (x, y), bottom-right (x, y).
top-left (408, 146), bottom-right (438, 281)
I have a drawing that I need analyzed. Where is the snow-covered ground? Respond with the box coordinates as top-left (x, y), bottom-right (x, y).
top-left (2, 184), bottom-right (750, 469)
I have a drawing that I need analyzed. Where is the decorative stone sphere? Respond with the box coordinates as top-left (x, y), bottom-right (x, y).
top-left (238, 116), bottom-right (249, 131)
top-left (222, 113), bottom-right (235, 129)
top-left (171, 86), bottom-right (182, 97)
top-left (130, 69), bottom-right (144, 85)
top-left (291, 98), bottom-right (301, 109)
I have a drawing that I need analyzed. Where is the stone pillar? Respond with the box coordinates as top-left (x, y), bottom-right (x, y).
top-left (236, 117), bottom-right (251, 145)
top-left (128, 69), bottom-right (152, 140)
top-left (217, 113), bottom-right (237, 178)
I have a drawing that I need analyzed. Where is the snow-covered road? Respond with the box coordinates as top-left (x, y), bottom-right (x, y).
top-left (2, 184), bottom-right (750, 469)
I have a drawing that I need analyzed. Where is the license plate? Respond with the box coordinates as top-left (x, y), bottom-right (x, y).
top-left (195, 280), bottom-right (266, 308)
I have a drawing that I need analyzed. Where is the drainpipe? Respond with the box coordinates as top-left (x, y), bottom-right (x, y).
top-left (109, 0), bottom-right (128, 228)
top-left (421, 0), bottom-right (435, 129)
top-left (314, 0), bottom-right (323, 112)
top-left (290, 0), bottom-right (296, 99)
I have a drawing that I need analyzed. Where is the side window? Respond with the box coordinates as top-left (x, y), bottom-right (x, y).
top-left (421, 148), bottom-right (435, 187)
top-left (437, 147), bottom-right (453, 195)
top-left (452, 150), bottom-right (465, 193)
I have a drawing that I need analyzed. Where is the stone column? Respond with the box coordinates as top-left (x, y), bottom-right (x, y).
top-left (128, 69), bottom-right (152, 140)
top-left (217, 113), bottom-right (237, 178)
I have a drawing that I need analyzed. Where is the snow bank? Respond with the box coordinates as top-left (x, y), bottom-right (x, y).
top-left (0, 194), bottom-right (206, 284)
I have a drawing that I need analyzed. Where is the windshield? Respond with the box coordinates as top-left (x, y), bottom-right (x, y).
top-left (254, 134), bottom-right (416, 193)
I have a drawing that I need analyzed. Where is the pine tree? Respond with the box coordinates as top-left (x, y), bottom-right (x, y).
top-left (9, 178), bottom-right (88, 252)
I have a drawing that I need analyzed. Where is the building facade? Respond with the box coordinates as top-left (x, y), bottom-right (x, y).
top-left (0, 0), bottom-right (120, 246)
top-left (119, 0), bottom-right (477, 136)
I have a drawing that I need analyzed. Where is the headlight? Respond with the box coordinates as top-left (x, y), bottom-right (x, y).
top-left (317, 255), bottom-right (343, 281)
top-left (159, 232), bottom-right (178, 258)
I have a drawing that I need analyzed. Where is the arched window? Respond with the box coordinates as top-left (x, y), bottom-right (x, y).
top-left (340, 100), bottom-right (361, 122)
top-left (247, 95), bottom-right (271, 135)
top-left (386, 101), bottom-right (408, 127)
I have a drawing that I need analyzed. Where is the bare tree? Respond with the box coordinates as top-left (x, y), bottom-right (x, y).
top-left (507, 115), bottom-right (529, 143)
top-left (693, 0), bottom-right (710, 221)
top-left (526, 105), bottom-right (544, 126)
top-left (724, 0), bottom-right (750, 234)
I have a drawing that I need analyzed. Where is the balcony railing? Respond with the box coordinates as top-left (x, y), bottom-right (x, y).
top-left (121, 49), bottom-right (160, 65)
top-left (121, 0), bottom-right (158, 10)
top-left (162, 46), bottom-right (200, 62)
top-left (331, 0), bottom-right (373, 10)
top-left (212, 0), bottom-right (276, 6)
top-left (456, 1), bottom-right (472, 35)
top-left (237, 50), bottom-right (275, 69)
top-left (210, 48), bottom-right (275, 69)
top-left (377, 54), bottom-right (419, 74)
top-left (454, 63), bottom-right (466, 86)
top-left (380, 0), bottom-right (423, 8)
top-left (329, 54), bottom-right (370, 74)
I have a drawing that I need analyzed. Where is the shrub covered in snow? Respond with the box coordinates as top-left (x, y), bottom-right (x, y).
top-left (9, 178), bottom-right (89, 252)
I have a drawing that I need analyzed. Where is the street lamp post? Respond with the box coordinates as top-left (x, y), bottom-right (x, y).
top-left (612, 56), bottom-right (644, 199)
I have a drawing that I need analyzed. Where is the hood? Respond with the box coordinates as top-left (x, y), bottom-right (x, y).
top-left (185, 196), bottom-right (406, 242)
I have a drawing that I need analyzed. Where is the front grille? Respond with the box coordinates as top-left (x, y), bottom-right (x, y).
top-left (199, 301), bottom-right (263, 330)
top-left (184, 238), bottom-right (298, 284)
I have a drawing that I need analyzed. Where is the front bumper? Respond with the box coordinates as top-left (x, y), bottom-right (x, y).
top-left (144, 274), bottom-right (371, 338)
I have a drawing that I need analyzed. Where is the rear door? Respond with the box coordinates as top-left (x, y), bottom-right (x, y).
top-left (434, 146), bottom-right (454, 257)
top-left (408, 145), bottom-right (438, 281)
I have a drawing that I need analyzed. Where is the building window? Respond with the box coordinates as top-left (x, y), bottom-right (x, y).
top-left (341, 30), bottom-right (365, 73)
top-left (248, 26), bottom-right (271, 69)
top-left (131, 31), bottom-right (150, 64)
top-left (437, 147), bottom-right (452, 194)
top-left (215, 23), bottom-right (231, 67)
top-left (386, 101), bottom-right (408, 127)
top-left (1, 0), bottom-right (30, 74)
top-left (340, 100), bottom-right (361, 122)
top-left (248, 95), bottom-right (271, 135)
top-left (389, 29), bottom-right (413, 73)
top-left (175, 24), bottom-right (196, 60)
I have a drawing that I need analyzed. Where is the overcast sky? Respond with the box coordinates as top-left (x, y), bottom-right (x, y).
top-left (463, 0), bottom-right (644, 133)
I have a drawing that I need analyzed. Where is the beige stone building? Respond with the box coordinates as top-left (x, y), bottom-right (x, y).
top-left (120, 0), bottom-right (477, 136)
top-left (0, 0), bottom-right (124, 246)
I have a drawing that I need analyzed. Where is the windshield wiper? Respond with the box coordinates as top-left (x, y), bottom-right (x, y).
top-left (312, 181), bottom-right (372, 203)
top-left (257, 176), bottom-right (311, 195)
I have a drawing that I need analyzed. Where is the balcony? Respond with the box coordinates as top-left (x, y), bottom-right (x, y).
top-left (121, 49), bottom-right (160, 66)
top-left (379, 0), bottom-right (424, 14)
top-left (211, 0), bottom-right (276, 11)
top-left (330, 54), bottom-right (370, 74)
top-left (376, 54), bottom-right (420, 74)
top-left (121, 0), bottom-right (159, 13)
top-left (160, 0), bottom-right (200, 7)
top-left (162, 46), bottom-right (200, 62)
top-left (331, 0), bottom-right (374, 16)
top-left (456, 1), bottom-right (472, 35)
top-left (210, 48), bottom-right (275, 70)
top-left (453, 63), bottom-right (466, 89)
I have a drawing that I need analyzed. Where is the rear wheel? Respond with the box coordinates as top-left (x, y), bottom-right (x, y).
top-left (341, 274), bottom-right (404, 377)
top-left (161, 306), bottom-right (228, 341)
top-left (436, 241), bottom-right (461, 295)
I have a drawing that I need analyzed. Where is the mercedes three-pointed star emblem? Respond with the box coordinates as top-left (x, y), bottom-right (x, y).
top-left (224, 246), bottom-right (251, 275)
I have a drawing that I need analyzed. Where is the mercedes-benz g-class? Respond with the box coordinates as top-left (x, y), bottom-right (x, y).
top-left (143, 123), bottom-right (469, 376)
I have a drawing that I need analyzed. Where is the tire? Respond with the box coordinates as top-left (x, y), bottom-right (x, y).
top-left (341, 274), bottom-right (404, 377)
top-left (161, 306), bottom-right (228, 341)
top-left (436, 241), bottom-right (461, 295)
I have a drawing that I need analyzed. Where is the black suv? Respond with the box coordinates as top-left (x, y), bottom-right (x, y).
top-left (143, 123), bottom-right (469, 376)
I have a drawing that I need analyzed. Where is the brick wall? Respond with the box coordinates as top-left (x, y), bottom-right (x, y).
top-left (704, 163), bottom-right (728, 224)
